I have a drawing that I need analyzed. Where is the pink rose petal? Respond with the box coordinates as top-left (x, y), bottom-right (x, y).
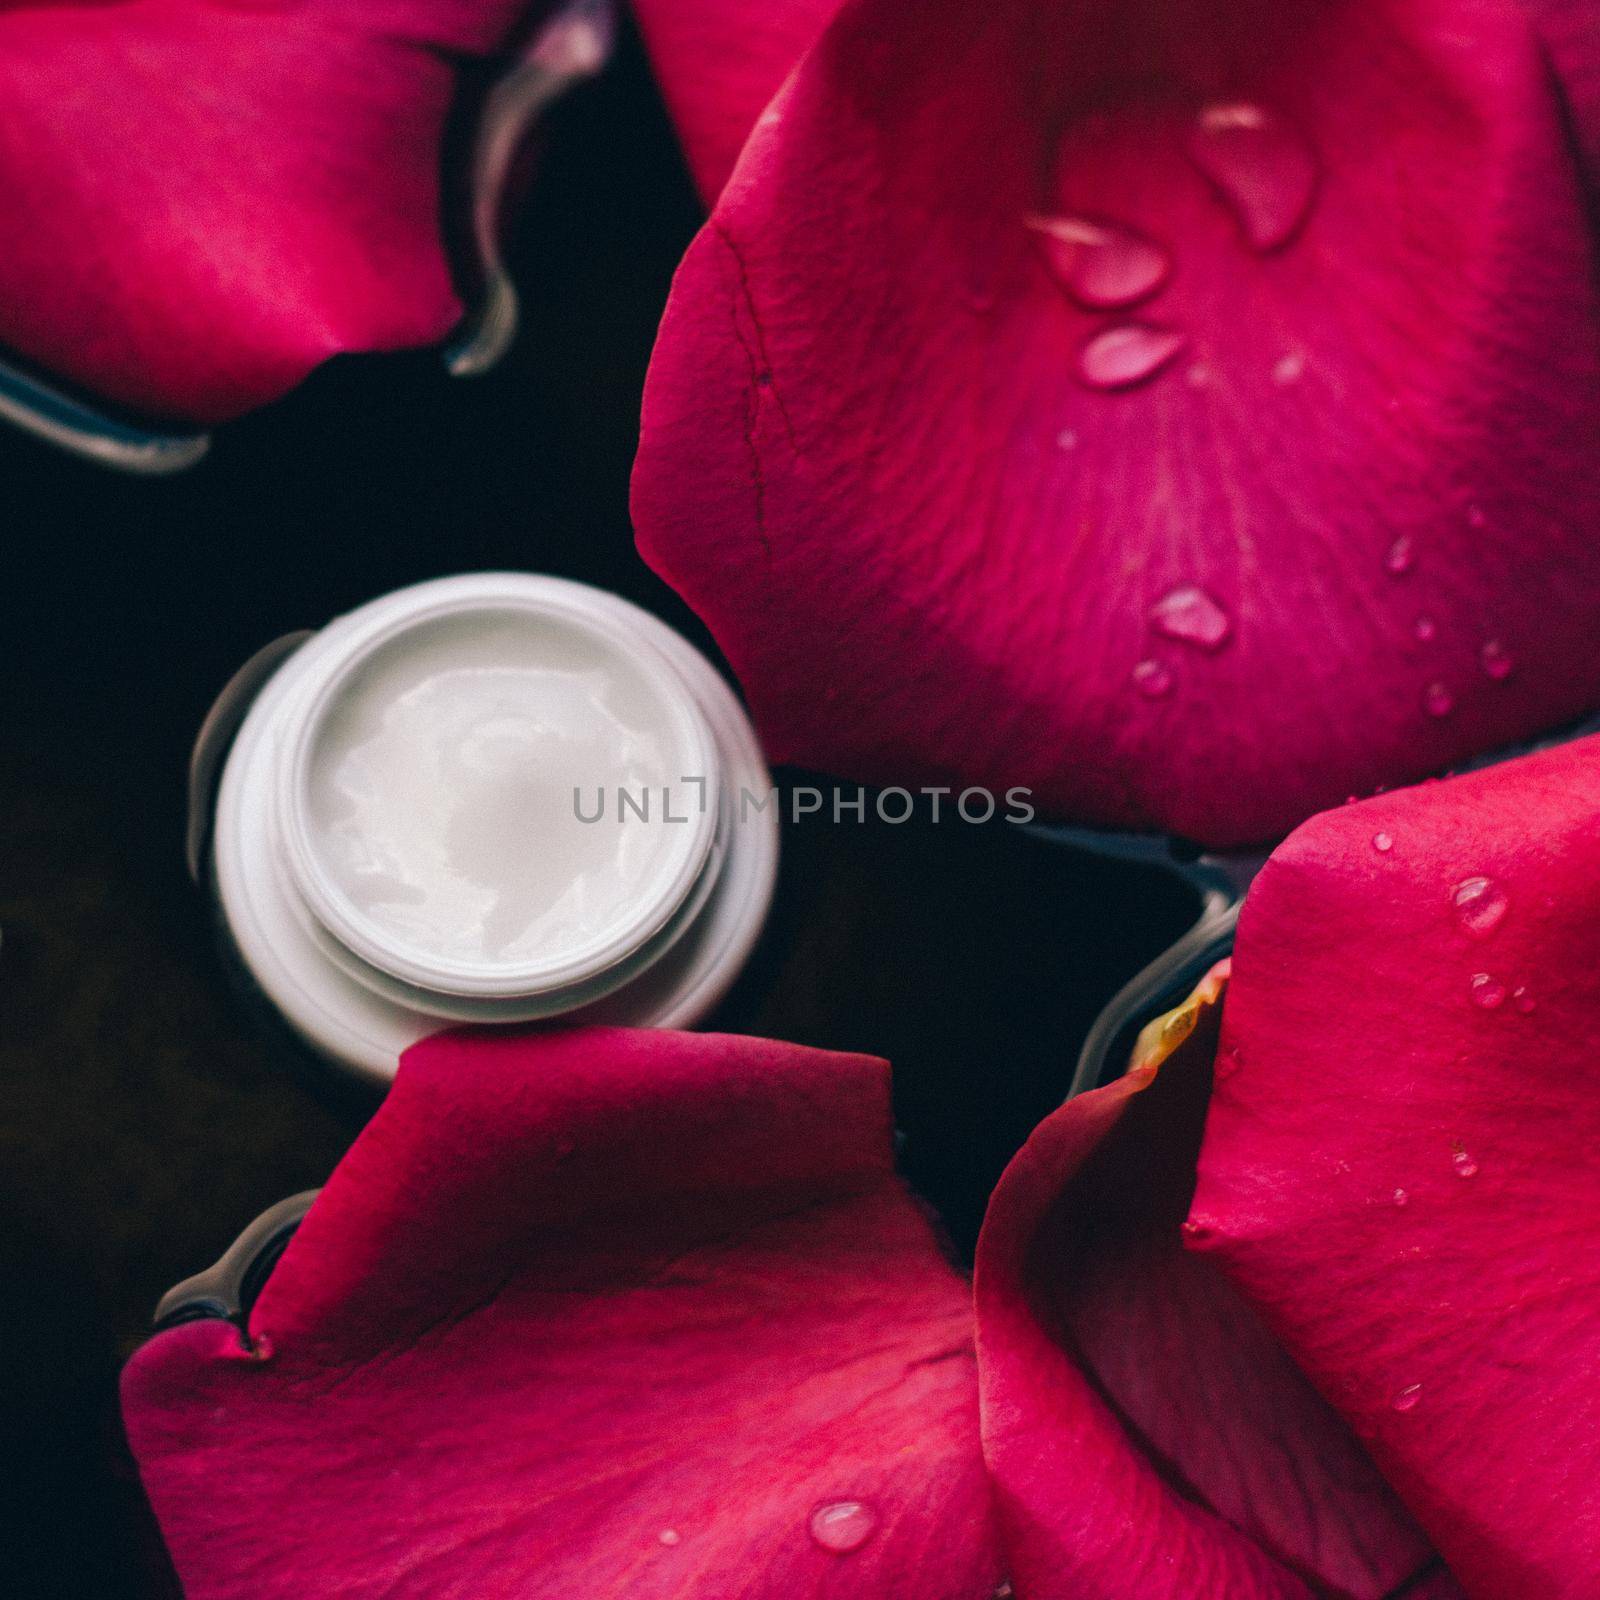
top-left (122, 1027), bottom-right (999, 1598)
top-left (1190, 732), bottom-right (1600, 1599)
top-left (975, 974), bottom-right (1456, 1598)
top-left (631, 0), bottom-right (839, 201)
top-left (0, 0), bottom-right (541, 423)
top-left (633, 0), bottom-right (1600, 847)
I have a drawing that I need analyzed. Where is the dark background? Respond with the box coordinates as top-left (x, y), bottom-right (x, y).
top-left (0, 23), bottom-right (1194, 1597)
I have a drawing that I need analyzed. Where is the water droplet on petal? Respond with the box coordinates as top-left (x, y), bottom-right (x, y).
top-left (1392, 1188), bottom-right (1409, 1207)
top-left (1469, 973), bottom-right (1506, 1010)
top-left (1480, 639), bottom-right (1514, 681)
top-left (1453, 876), bottom-right (1509, 938)
top-left (658, 1530), bottom-right (681, 1547)
top-left (1372, 832), bottom-right (1394, 854)
top-left (1385, 535), bottom-right (1415, 575)
top-left (250, 1333), bottom-right (275, 1362)
top-left (1132, 658), bottom-right (1174, 698)
top-left (1188, 102), bottom-right (1318, 252)
top-left (1214, 1046), bottom-right (1243, 1081)
top-left (1414, 615), bottom-right (1436, 643)
top-left (1078, 323), bottom-right (1188, 391)
top-left (1186, 362), bottom-right (1215, 389)
top-left (1055, 427), bottom-right (1078, 452)
top-left (809, 1501), bottom-right (878, 1554)
top-left (1513, 985), bottom-right (1536, 1014)
top-left (1466, 503), bottom-right (1487, 529)
top-left (1423, 682), bottom-right (1454, 718)
top-left (1149, 585), bottom-right (1232, 652)
top-left (1272, 350), bottom-right (1307, 385)
top-left (1025, 214), bottom-right (1170, 310)
top-left (1452, 1146), bottom-right (1480, 1177)
top-left (1391, 1383), bottom-right (1423, 1413)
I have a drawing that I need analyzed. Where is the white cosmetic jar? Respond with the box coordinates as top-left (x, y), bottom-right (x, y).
top-left (207, 573), bottom-right (779, 1089)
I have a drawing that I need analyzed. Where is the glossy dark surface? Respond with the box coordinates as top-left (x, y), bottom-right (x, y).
top-left (0, 24), bottom-right (1194, 1597)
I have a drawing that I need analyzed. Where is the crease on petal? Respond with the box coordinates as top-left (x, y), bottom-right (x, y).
top-left (1528, 0), bottom-right (1600, 189)
top-left (123, 1027), bottom-right (1000, 1599)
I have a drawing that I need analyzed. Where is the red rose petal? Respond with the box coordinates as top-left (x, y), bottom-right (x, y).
top-left (633, 0), bottom-right (1600, 848)
top-left (632, 0), bottom-right (838, 200)
top-left (0, 0), bottom-right (537, 423)
top-left (975, 977), bottom-right (1454, 1599)
top-left (1189, 732), bottom-right (1600, 1599)
top-left (122, 1027), bottom-right (999, 1598)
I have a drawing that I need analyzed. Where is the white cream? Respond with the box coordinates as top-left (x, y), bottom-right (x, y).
top-left (293, 604), bottom-right (712, 990)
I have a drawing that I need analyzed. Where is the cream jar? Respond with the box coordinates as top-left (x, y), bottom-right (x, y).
top-left (201, 574), bottom-right (778, 1089)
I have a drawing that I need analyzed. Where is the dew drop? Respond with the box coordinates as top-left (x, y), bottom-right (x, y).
top-left (1132, 659), bottom-right (1174, 698)
top-left (1452, 1145), bottom-right (1480, 1178)
top-left (1414, 615), bottom-right (1436, 643)
top-left (1055, 427), bottom-right (1079, 452)
top-left (1186, 362), bottom-right (1215, 389)
top-left (1214, 1045), bottom-right (1243, 1081)
top-left (1469, 973), bottom-right (1506, 1010)
top-left (1480, 639), bottom-right (1514, 681)
top-left (1466, 503), bottom-right (1488, 530)
top-left (1453, 875), bottom-right (1509, 938)
top-left (1149, 585), bottom-right (1232, 652)
top-left (1078, 323), bottom-right (1188, 391)
top-left (1188, 102), bottom-right (1318, 252)
top-left (1272, 350), bottom-right (1307, 386)
top-left (809, 1501), bottom-right (878, 1555)
top-left (1513, 985), bottom-right (1536, 1014)
top-left (1372, 832), bottom-right (1394, 854)
top-left (1391, 1383), bottom-right (1423, 1413)
top-left (1385, 535), bottom-right (1415, 575)
top-left (658, 1530), bottom-right (681, 1547)
top-left (1025, 214), bottom-right (1170, 310)
top-left (1392, 1188), bottom-right (1409, 1207)
top-left (1422, 681), bottom-right (1454, 718)
top-left (250, 1333), bottom-right (275, 1362)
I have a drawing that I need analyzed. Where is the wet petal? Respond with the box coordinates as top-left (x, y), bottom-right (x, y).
top-left (633, 0), bottom-right (1600, 847)
top-left (1190, 731), bottom-right (1600, 1599)
top-left (975, 969), bottom-right (1454, 1599)
top-left (123, 1027), bottom-right (999, 1598)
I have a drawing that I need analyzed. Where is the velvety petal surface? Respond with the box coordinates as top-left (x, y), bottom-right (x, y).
top-left (975, 970), bottom-right (1456, 1599)
top-left (631, 0), bottom-right (838, 200)
top-left (1189, 732), bottom-right (1600, 1598)
top-left (123, 1028), bottom-right (998, 1599)
top-left (0, 0), bottom-right (541, 423)
top-left (633, 0), bottom-right (1600, 848)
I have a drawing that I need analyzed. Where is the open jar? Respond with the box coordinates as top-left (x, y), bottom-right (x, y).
top-left (199, 573), bottom-right (778, 1090)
